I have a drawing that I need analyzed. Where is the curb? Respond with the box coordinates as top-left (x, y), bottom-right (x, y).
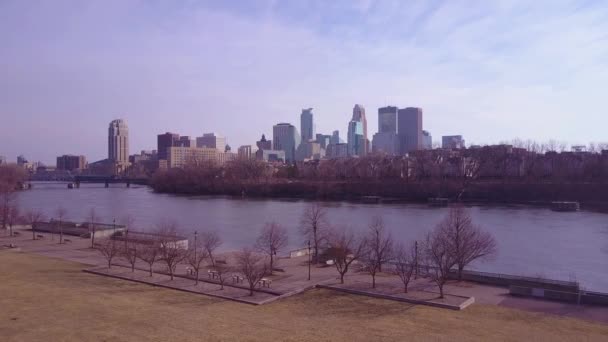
top-left (316, 284), bottom-right (475, 311)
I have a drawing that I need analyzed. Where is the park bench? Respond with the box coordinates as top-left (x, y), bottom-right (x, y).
top-left (64, 239), bottom-right (72, 243)
top-left (36, 235), bottom-right (44, 239)
top-left (232, 275), bottom-right (244, 284)
top-left (207, 270), bottom-right (218, 279)
top-left (13, 232), bottom-right (21, 236)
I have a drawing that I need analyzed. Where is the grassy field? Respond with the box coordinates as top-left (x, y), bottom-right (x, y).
top-left (1, 252), bottom-right (607, 342)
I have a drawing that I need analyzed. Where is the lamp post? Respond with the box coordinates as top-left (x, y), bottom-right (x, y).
top-left (193, 231), bottom-right (198, 278)
top-left (307, 240), bottom-right (311, 281)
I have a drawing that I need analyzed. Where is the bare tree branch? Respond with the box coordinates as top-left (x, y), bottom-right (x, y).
top-left (255, 221), bottom-right (288, 274)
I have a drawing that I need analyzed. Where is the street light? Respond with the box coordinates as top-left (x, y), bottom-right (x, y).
top-left (194, 231), bottom-right (198, 271)
top-left (307, 240), bottom-right (311, 281)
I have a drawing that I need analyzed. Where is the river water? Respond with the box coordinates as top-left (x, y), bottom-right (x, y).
top-left (16, 182), bottom-right (608, 292)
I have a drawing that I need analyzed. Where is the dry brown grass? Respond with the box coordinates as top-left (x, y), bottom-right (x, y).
top-left (1, 252), bottom-right (607, 342)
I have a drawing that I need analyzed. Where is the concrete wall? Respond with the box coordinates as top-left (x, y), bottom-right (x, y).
top-left (510, 286), bottom-right (608, 306)
top-left (449, 270), bottom-right (579, 292)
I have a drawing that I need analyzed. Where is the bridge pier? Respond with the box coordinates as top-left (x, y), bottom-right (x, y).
top-left (105, 181), bottom-right (109, 188)
top-left (126, 182), bottom-right (130, 188)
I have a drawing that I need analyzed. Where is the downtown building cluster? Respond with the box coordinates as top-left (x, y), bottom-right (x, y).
top-left (7, 105), bottom-right (470, 177)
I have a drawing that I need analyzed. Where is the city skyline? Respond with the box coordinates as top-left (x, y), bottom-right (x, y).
top-left (2, 1), bottom-right (608, 163)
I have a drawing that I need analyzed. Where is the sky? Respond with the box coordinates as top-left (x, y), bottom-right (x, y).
top-left (1, 0), bottom-right (607, 164)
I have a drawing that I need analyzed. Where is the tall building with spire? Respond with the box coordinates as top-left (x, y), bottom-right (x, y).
top-left (352, 104), bottom-right (368, 153)
top-left (108, 119), bottom-right (129, 172)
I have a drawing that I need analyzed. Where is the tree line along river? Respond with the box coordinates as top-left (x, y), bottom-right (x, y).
top-left (15, 182), bottom-right (608, 292)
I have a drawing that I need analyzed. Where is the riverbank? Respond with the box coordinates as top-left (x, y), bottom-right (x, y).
top-left (2, 252), bottom-right (607, 341)
top-left (150, 179), bottom-right (608, 208)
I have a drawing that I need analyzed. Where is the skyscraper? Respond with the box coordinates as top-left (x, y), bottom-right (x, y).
top-left (378, 106), bottom-right (398, 133)
top-left (397, 107), bottom-right (423, 154)
top-left (256, 134), bottom-right (272, 151)
top-left (347, 120), bottom-right (366, 157)
top-left (422, 130), bottom-right (433, 149)
top-left (300, 108), bottom-right (314, 142)
top-left (196, 133), bottom-right (226, 153)
top-left (157, 132), bottom-right (180, 160)
top-left (352, 104), bottom-right (368, 153)
top-left (330, 130), bottom-right (340, 144)
top-left (108, 119), bottom-right (129, 165)
top-left (273, 123), bottom-right (300, 163)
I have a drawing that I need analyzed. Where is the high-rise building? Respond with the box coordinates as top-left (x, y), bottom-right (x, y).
top-left (56, 155), bottom-right (87, 171)
top-left (196, 133), bottom-right (226, 153)
top-left (397, 107), bottom-right (423, 154)
top-left (256, 134), bottom-right (272, 151)
top-left (326, 143), bottom-right (348, 159)
top-left (300, 108), bottom-right (314, 142)
top-left (330, 130), bottom-right (340, 145)
top-left (108, 119), bottom-right (129, 167)
top-left (372, 132), bottom-right (399, 155)
top-left (378, 106), bottom-right (398, 133)
top-left (315, 134), bottom-right (331, 149)
top-left (157, 132), bottom-right (180, 160)
top-left (273, 123), bottom-right (300, 163)
top-left (17, 155), bottom-right (28, 166)
top-left (442, 135), bottom-right (465, 149)
top-left (352, 104), bottom-right (369, 153)
top-left (238, 145), bottom-right (253, 160)
top-left (422, 130), bottom-right (433, 149)
top-left (347, 120), bottom-right (366, 157)
top-left (178, 136), bottom-right (193, 147)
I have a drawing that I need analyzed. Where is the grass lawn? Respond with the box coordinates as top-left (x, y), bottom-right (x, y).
top-left (1, 252), bottom-right (607, 341)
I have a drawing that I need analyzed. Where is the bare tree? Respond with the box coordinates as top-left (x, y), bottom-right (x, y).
top-left (300, 203), bottom-right (328, 263)
top-left (24, 209), bottom-right (45, 240)
top-left (366, 216), bottom-right (394, 272)
top-left (6, 204), bottom-right (20, 237)
top-left (255, 221), bottom-right (288, 274)
top-left (55, 207), bottom-right (67, 244)
top-left (96, 238), bottom-right (121, 269)
top-left (442, 206), bottom-right (498, 280)
top-left (88, 208), bottom-right (98, 247)
top-left (187, 232), bottom-right (208, 285)
top-left (213, 262), bottom-right (231, 290)
top-left (393, 243), bottom-right (417, 293)
top-left (0, 181), bottom-right (18, 232)
top-left (201, 230), bottom-right (222, 267)
top-left (424, 223), bottom-right (457, 299)
top-left (236, 247), bottom-right (269, 296)
top-left (121, 231), bottom-right (139, 272)
top-left (326, 228), bottom-right (368, 284)
top-left (360, 216), bottom-right (394, 288)
top-left (157, 222), bottom-right (187, 280)
top-left (139, 242), bottom-right (160, 277)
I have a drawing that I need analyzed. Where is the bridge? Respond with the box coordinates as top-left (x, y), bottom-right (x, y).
top-left (73, 175), bottom-right (149, 188)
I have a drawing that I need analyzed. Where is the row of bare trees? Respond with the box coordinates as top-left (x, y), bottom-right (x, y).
top-left (310, 205), bottom-right (497, 299)
top-left (94, 221), bottom-right (278, 296)
top-left (86, 201), bottom-right (495, 299)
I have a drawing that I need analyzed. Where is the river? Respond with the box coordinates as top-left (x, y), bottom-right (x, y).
top-left (15, 182), bottom-right (608, 292)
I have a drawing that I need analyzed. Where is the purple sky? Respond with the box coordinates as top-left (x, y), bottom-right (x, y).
top-left (1, 0), bottom-right (608, 164)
